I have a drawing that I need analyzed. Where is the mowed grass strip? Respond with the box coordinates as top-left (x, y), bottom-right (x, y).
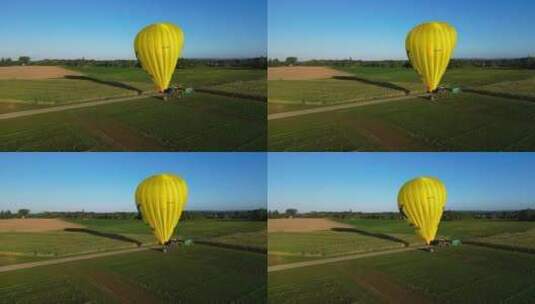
top-left (268, 246), bottom-right (535, 304)
top-left (269, 79), bottom-right (403, 105)
top-left (269, 231), bottom-right (405, 258)
top-left (0, 245), bottom-right (266, 304)
top-left (0, 79), bottom-right (137, 104)
top-left (0, 93), bottom-right (266, 151)
top-left (269, 92), bottom-right (535, 151)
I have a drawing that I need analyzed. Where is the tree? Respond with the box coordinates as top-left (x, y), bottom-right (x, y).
top-left (285, 57), bottom-right (298, 65)
top-left (18, 56), bottom-right (31, 65)
top-left (285, 208), bottom-right (298, 217)
top-left (17, 209), bottom-right (30, 218)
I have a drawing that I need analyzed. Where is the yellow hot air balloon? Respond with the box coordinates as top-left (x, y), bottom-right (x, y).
top-left (134, 22), bottom-right (185, 92)
top-left (135, 173), bottom-right (188, 245)
top-left (397, 176), bottom-right (447, 245)
top-left (406, 22), bottom-right (457, 93)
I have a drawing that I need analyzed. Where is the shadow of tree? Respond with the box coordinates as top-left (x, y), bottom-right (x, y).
top-left (64, 75), bottom-right (143, 95)
top-left (64, 228), bottom-right (142, 247)
top-left (331, 227), bottom-right (410, 247)
top-left (333, 75), bottom-right (411, 95)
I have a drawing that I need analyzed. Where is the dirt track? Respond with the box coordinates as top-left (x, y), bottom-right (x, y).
top-left (268, 66), bottom-right (351, 80)
top-left (268, 94), bottom-right (420, 120)
top-left (268, 247), bottom-right (418, 272)
top-left (0, 94), bottom-right (154, 121)
top-left (0, 247), bottom-right (149, 273)
top-left (0, 218), bottom-right (83, 232)
top-left (268, 218), bottom-right (352, 233)
top-left (0, 66), bottom-right (81, 80)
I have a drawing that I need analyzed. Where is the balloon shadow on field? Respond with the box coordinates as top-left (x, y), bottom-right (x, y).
top-left (331, 227), bottom-right (410, 247)
top-left (64, 228), bottom-right (143, 247)
top-left (64, 75), bottom-right (143, 95)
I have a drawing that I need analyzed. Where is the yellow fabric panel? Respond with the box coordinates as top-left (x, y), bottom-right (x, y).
top-left (405, 22), bottom-right (457, 92)
top-left (135, 173), bottom-right (188, 245)
top-left (134, 22), bottom-right (184, 92)
top-left (398, 176), bottom-right (447, 244)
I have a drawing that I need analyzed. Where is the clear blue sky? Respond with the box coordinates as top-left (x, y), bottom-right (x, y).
top-left (269, 153), bottom-right (535, 213)
top-left (0, 153), bottom-right (266, 213)
top-left (269, 0), bottom-right (535, 60)
top-left (0, 0), bottom-right (266, 60)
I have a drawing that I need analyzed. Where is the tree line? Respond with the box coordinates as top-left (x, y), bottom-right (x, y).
top-left (0, 56), bottom-right (267, 69)
top-left (268, 208), bottom-right (535, 221)
top-left (268, 56), bottom-right (535, 69)
top-left (0, 209), bottom-right (267, 221)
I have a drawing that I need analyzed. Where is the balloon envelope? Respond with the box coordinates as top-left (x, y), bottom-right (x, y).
top-left (405, 22), bottom-right (457, 92)
top-left (134, 22), bottom-right (184, 92)
top-left (135, 173), bottom-right (188, 245)
top-left (397, 176), bottom-right (447, 244)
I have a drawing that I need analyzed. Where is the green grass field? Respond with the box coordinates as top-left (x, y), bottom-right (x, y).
top-left (269, 92), bottom-right (535, 151)
top-left (0, 219), bottom-right (266, 259)
top-left (0, 218), bottom-right (266, 303)
top-left (0, 245), bottom-right (266, 304)
top-left (0, 79), bottom-right (139, 105)
top-left (473, 228), bottom-right (535, 249)
top-left (337, 66), bottom-right (535, 89)
top-left (269, 231), bottom-right (405, 258)
top-left (0, 93), bottom-right (266, 151)
top-left (209, 79), bottom-right (267, 97)
top-left (269, 79), bottom-right (403, 105)
top-left (69, 66), bottom-right (266, 88)
top-left (269, 245), bottom-right (535, 303)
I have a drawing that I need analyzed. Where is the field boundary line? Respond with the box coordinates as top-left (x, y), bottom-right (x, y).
top-left (0, 94), bottom-right (156, 120)
top-left (0, 247), bottom-right (150, 273)
top-left (268, 94), bottom-right (421, 120)
top-left (268, 247), bottom-right (419, 272)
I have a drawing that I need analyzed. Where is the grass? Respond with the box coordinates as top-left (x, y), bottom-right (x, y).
top-left (340, 218), bottom-right (535, 242)
top-left (268, 231), bottom-right (404, 257)
top-left (268, 79), bottom-right (403, 105)
top-left (0, 93), bottom-right (266, 151)
top-left (0, 245), bottom-right (266, 304)
top-left (209, 80), bottom-right (267, 97)
top-left (473, 228), bottom-right (535, 249)
top-left (0, 231), bottom-right (150, 257)
top-left (268, 102), bottom-right (318, 114)
top-left (0, 219), bottom-right (266, 260)
top-left (68, 218), bottom-right (266, 240)
top-left (69, 66), bottom-right (266, 88)
top-left (268, 245), bottom-right (535, 303)
top-left (478, 77), bottom-right (535, 96)
top-left (0, 79), bottom-right (139, 104)
top-left (336, 66), bottom-right (535, 88)
top-left (269, 92), bottom-right (535, 151)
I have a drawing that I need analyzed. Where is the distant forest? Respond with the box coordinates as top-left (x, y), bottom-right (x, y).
top-left (0, 209), bottom-right (268, 221)
top-left (268, 57), bottom-right (535, 69)
top-left (268, 209), bottom-right (535, 222)
top-left (0, 56), bottom-right (267, 69)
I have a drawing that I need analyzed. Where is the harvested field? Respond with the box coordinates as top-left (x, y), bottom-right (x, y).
top-left (268, 218), bottom-right (352, 232)
top-left (268, 66), bottom-right (351, 80)
top-left (0, 219), bottom-right (83, 232)
top-left (0, 66), bottom-right (81, 80)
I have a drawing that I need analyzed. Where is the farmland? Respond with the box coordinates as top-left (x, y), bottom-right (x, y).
top-left (0, 218), bottom-right (267, 303)
top-left (268, 66), bottom-right (535, 151)
top-left (268, 217), bottom-right (535, 303)
top-left (0, 66), bottom-right (266, 151)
